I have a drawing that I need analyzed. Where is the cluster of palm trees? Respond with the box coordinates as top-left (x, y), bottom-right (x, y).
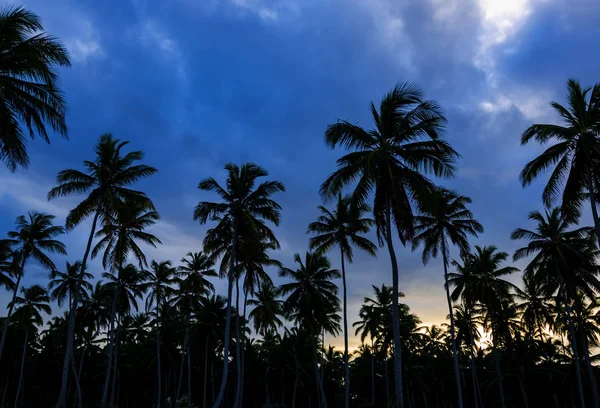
top-left (2, 4), bottom-right (600, 408)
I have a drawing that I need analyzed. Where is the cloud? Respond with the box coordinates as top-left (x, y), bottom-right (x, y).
top-left (64, 18), bottom-right (104, 64)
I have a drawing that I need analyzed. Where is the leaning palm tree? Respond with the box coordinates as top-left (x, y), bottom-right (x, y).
top-left (511, 208), bottom-right (600, 407)
top-left (48, 133), bottom-right (157, 408)
top-left (93, 199), bottom-right (160, 408)
top-left (279, 252), bottom-right (342, 408)
top-left (448, 246), bottom-right (519, 408)
top-left (174, 252), bottom-right (217, 404)
top-left (145, 260), bottom-right (177, 408)
top-left (412, 187), bottom-right (483, 408)
top-left (193, 162), bottom-right (284, 408)
top-left (0, 212), bottom-right (65, 362)
top-left (0, 6), bottom-right (70, 171)
top-left (520, 79), bottom-right (600, 242)
top-left (307, 194), bottom-right (376, 408)
top-left (11, 284), bottom-right (51, 407)
top-left (49, 261), bottom-right (93, 311)
top-left (320, 83), bottom-right (457, 408)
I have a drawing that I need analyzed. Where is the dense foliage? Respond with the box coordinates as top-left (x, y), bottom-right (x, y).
top-left (2, 5), bottom-right (600, 408)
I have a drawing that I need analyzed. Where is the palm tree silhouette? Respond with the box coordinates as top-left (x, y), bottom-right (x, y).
top-left (0, 6), bottom-right (70, 171)
top-left (412, 187), bottom-right (483, 408)
top-left (280, 251), bottom-right (341, 408)
top-left (320, 83), bottom-right (457, 408)
top-left (48, 133), bottom-right (157, 407)
top-left (0, 212), bottom-right (65, 362)
top-left (308, 194), bottom-right (376, 408)
top-left (194, 162), bottom-right (284, 408)
top-left (12, 284), bottom-right (51, 407)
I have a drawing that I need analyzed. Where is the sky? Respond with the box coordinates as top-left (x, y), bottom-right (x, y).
top-left (1, 0), bottom-right (600, 351)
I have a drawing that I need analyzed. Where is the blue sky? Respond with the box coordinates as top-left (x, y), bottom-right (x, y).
top-left (1, 0), bottom-right (599, 350)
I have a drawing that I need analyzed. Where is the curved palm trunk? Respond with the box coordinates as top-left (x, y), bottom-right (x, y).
top-left (101, 288), bottom-right (119, 408)
top-left (203, 339), bottom-right (209, 408)
top-left (70, 352), bottom-right (83, 408)
top-left (384, 204), bottom-right (404, 408)
top-left (234, 279), bottom-right (242, 408)
top-left (340, 250), bottom-right (350, 408)
top-left (562, 289), bottom-right (586, 408)
top-left (212, 272), bottom-right (235, 408)
top-left (14, 325), bottom-right (28, 408)
top-left (310, 326), bottom-right (327, 408)
top-left (0, 252), bottom-right (29, 363)
top-left (441, 239), bottom-right (463, 408)
top-left (56, 211), bottom-right (99, 408)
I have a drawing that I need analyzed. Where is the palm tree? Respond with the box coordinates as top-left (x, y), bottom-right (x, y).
top-left (145, 260), bottom-right (176, 408)
top-left (279, 252), bottom-right (342, 408)
top-left (0, 212), bottom-right (65, 362)
top-left (448, 246), bottom-right (519, 408)
top-left (307, 194), bottom-right (376, 408)
top-left (248, 281), bottom-right (284, 336)
top-left (49, 261), bottom-right (93, 311)
top-left (11, 285), bottom-right (51, 407)
top-left (511, 208), bottom-right (600, 407)
top-left (515, 275), bottom-right (553, 342)
top-left (194, 162), bottom-right (284, 408)
top-left (412, 187), bottom-right (483, 408)
top-left (320, 83), bottom-right (457, 408)
top-left (101, 264), bottom-right (148, 407)
top-left (48, 133), bottom-right (157, 408)
top-left (174, 252), bottom-right (217, 404)
top-left (0, 6), bottom-right (70, 171)
top-left (0, 241), bottom-right (16, 293)
top-left (520, 79), bottom-right (600, 243)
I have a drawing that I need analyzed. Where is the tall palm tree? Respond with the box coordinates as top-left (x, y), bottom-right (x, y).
top-left (145, 260), bottom-right (176, 408)
top-left (520, 79), bottom-right (600, 243)
top-left (11, 285), bottom-right (51, 408)
top-left (279, 252), bottom-right (342, 408)
top-left (412, 187), bottom-right (483, 408)
top-left (101, 264), bottom-right (148, 407)
top-left (194, 162), bottom-right (284, 408)
top-left (93, 199), bottom-right (159, 408)
top-left (512, 208), bottom-right (600, 407)
top-left (0, 212), bottom-right (65, 362)
top-left (49, 261), bottom-right (93, 311)
top-left (320, 83), bottom-right (457, 408)
top-left (449, 246), bottom-right (519, 408)
top-left (0, 6), bottom-right (70, 171)
top-left (48, 133), bottom-right (157, 408)
top-left (307, 194), bottom-right (376, 408)
top-left (174, 252), bottom-right (217, 404)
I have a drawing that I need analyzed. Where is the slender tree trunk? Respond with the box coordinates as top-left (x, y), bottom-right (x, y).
top-left (292, 373), bottom-right (298, 408)
top-left (204, 339), bottom-right (209, 408)
top-left (110, 319), bottom-right (120, 408)
top-left (370, 340), bottom-right (375, 406)
top-left (384, 204), bottom-right (404, 408)
top-left (586, 173), bottom-right (600, 245)
top-left (212, 219), bottom-right (237, 408)
top-left (234, 279), bottom-right (242, 408)
top-left (339, 250), bottom-right (350, 408)
top-left (101, 289), bottom-right (119, 408)
top-left (2, 376), bottom-right (9, 408)
top-left (71, 352), bottom-right (83, 408)
top-left (178, 310), bottom-right (191, 402)
top-left (156, 296), bottom-right (162, 408)
top-left (310, 326), bottom-right (327, 408)
top-left (240, 290), bottom-right (248, 408)
top-left (562, 289), bottom-right (586, 408)
top-left (579, 312), bottom-right (600, 408)
top-left (188, 336), bottom-right (192, 405)
top-left (519, 375), bottom-right (529, 408)
top-left (468, 313), bottom-right (480, 408)
top-left (14, 325), bottom-right (28, 408)
top-left (441, 238), bottom-right (463, 408)
top-left (56, 211), bottom-right (100, 408)
top-left (211, 356), bottom-right (215, 405)
top-left (0, 252), bottom-right (29, 362)
top-left (265, 365), bottom-right (270, 406)
top-left (384, 356), bottom-right (390, 408)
